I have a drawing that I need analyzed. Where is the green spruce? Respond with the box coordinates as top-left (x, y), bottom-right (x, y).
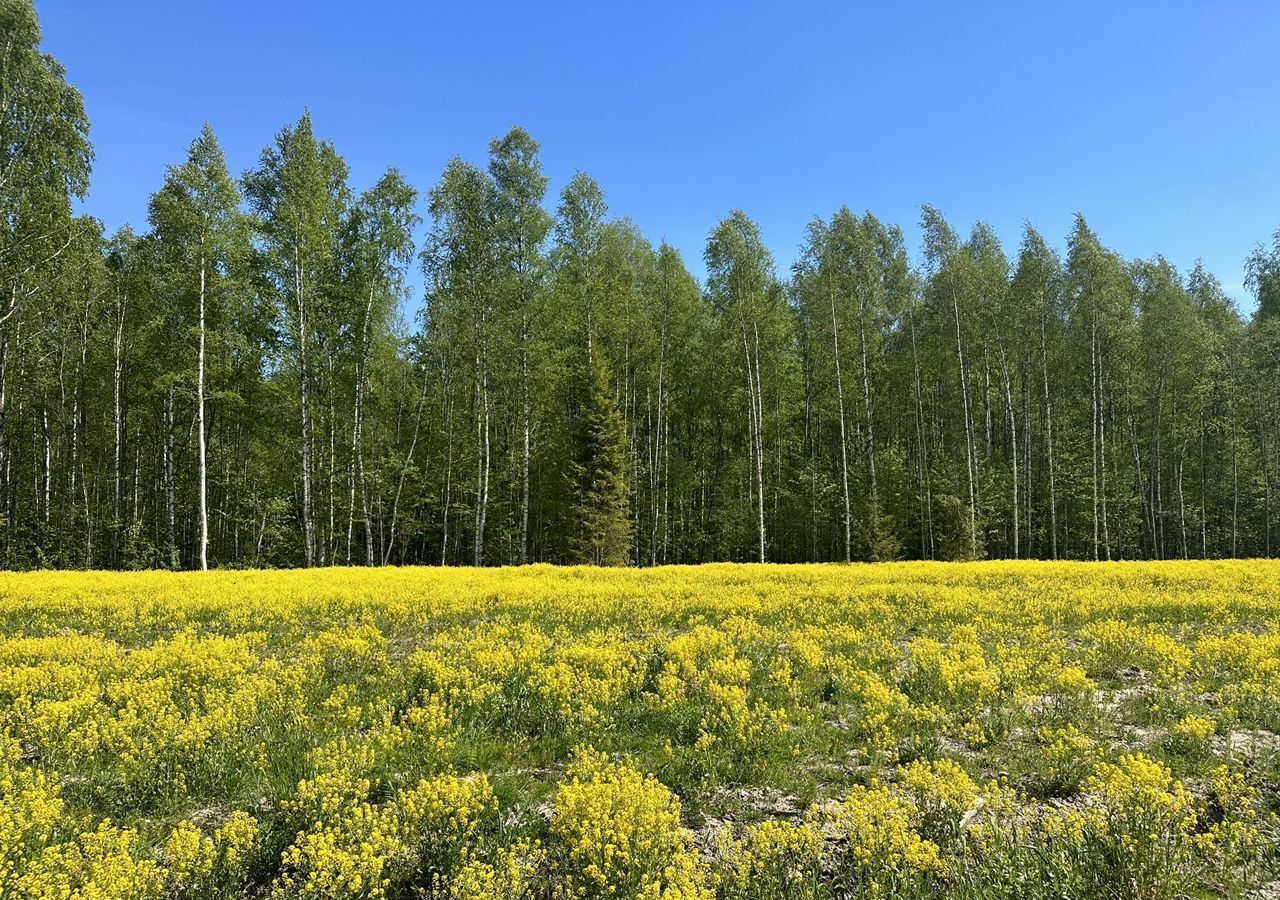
top-left (567, 348), bottom-right (632, 566)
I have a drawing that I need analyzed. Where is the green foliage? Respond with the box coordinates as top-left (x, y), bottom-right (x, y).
top-left (567, 350), bottom-right (633, 566)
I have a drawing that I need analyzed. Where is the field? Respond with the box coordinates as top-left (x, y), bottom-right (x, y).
top-left (2, 562), bottom-right (1279, 899)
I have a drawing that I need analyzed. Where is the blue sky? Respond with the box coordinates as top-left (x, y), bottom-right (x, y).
top-left (39, 1), bottom-right (1280, 309)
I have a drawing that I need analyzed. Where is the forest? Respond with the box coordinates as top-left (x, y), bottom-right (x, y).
top-left (4, 0), bottom-right (1280, 570)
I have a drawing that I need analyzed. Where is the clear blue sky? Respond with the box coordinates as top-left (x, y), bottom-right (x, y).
top-left (39, 0), bottom-right (1280, 309)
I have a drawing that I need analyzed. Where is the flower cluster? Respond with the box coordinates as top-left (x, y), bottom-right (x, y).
top-left (549, 747), bottom-right (711, 900)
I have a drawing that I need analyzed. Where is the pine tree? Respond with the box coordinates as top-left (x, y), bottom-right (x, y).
top-left (567, 349), bottom-right (632, 565)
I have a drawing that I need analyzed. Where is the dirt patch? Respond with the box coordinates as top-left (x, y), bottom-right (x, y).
top-left (1219, 730), bottom-right (1280, 757)
top-left (1093, 684), bottom-right (1151, 715)
top-left (729, 785), bottom-right (803, 817)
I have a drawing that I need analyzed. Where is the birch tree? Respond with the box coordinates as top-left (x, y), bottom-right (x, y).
top-left (0, 0), bottom-right (90, 526)
top-left (921, 207), bottom-right (981, 559)
top-left (244, 112), bottom-right (350, 567)
top-left (424, 159), bottom-right (498, 565)
top-left (706, 211), bottom-right (789, 562)
top-left (148, 124), bottom-right (246, 570)
top-left (1009, 226), bottom-right (1065, 558)
top-left (340, 169), bottom-right (417, 564)
top-left (489, 128), bottom-right (551, 564)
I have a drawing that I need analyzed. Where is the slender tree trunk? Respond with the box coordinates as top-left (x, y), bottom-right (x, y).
top-left (1154, 382), bottom-right (1165, 558)
top-left (196, 246), bottom-right (209, 570)
top-left (56, 339), bottom-right (69, 550)
top-left (1200, 413), bottom-right (1207, 558)
top-left (1128, 405), bottom-right (1150, 558)
top-left (520, 317), bottom-right (531, 564)
top-left (652, 307), bottom-right (668, 565)
top-left (360, 414), bottom-right (373, 566)
top-left (112, 282), bottom-right (127, 564)
top-left (829, 290), bottom-right (852, 562)
top-left (951, 286), bottom-right (978, 559)
top-left (475, 337), bottom-right (490, 566)
top-left (740, 324), bottom-right (757, 561)
top-left (1176, 445), bottom-right (1188, 559)
top-left (746, 321), bottom-right (767, 562)
top-left (441, 377), bottom-right (455, 566)
top-left (856, 290), bottom-right (880, 557)
top-left (1041, 315), bottom-right (1058, 559)
top-left (12, 340), bottom-right (27, 542)
top-left (385, 358), bottom-right (431, 565)
top-left (348, 279), bottom-right (375, 565)
top-left (662, 384), bottom-right (671, 563)
top-left (1091, 298), bottom-right (1100, 560)
top-left (75, 292), bottom-right (91, 565)
top-left (756, 326), bottom-right (767, 562)
top-left (1230, 372), bottom-right (1239, 556)
top-left (982, 349), bottom-right (993, 459)
top-left (165, 385), bottom-right (176, 567)
top-left (999, 348), bottom-right (1018, 558)
top-left (1100, 378), bottom-right (1111, 560)
top-left (0, 287), bottom-right (15, 542)
top-left (908, 303), bottom-right (933, 558)
top-left (1260, 384), bottom-right (1272, 557)
top-left (346, 413), bottom-right (357, 564)
top-left (131, 437), bottom-right (139, 534)
top-left (295, 248), bottom-right (315, 567)
top-left (41, 401), bottom-right (50, 524)
top-left (1023, 364), bottom-right (1033, 556)
top-left (326, 361), bottom-right (336, 566)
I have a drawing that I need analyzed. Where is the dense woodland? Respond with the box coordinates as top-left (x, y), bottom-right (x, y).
top-left (4, 1), bottom-right (1280, 570)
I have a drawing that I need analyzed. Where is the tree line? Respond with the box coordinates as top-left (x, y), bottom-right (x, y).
top-left (4, 0), bottom-right (1280, 569)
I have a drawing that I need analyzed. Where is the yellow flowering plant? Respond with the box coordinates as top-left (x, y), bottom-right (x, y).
top-left (0, 562), bottom-right (1277, 898)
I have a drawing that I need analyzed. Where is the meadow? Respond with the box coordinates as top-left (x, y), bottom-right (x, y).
top-left (2, 561), bottom-right (1278, 899)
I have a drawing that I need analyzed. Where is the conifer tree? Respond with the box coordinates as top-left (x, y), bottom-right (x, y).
top-left (567, 348), bottom-right (632, 565)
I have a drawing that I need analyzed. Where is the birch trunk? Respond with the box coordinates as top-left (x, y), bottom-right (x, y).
top-left (830, 289), bottom-right (852, 562)
top-left (165, 385), bottom-right (176, 567)
top-left (348, 279), bottom-right (375, 564)
top-left (196, 246), bottom-right (209, 570)
top-left (295, 247), bottom-right (315, 567)
top-left (112, 280), bottom-right (127, 563)
top-left (1091, 297), bottom-right (1100, 560)
top-left (385, 358), bottom-right (431, 565)
top-left (999, 348), bottom-right (1018, 558)
top-left (857, 292), bottom-right (879, 551)
top-left (909, 305), bottom-right (933, 558)
top-left (1042, 314), bottom-right (1058, 559)
top-left (952, 286), bottom-right (978, 558)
